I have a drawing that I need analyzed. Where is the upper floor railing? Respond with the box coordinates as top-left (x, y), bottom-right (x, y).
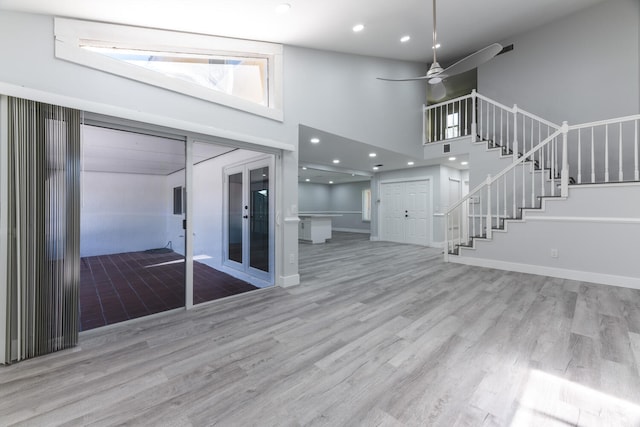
top-left (423, 90), bottom-right (561, 161)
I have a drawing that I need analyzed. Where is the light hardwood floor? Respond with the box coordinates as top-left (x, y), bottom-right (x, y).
top-left (2, 232), bottom-right (640, 426)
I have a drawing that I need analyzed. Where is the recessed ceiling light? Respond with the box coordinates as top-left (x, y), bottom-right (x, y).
top-left (329, 181), bottom-right (334, 184)
top-left (373, 166), bottom-right (379, 171)
top-left (310, 137), bottom-right (320, 144)
top-left (407, 161), bottom-right (415, 166)
top-left (302, 166), bottom-right (307, 170)
top-left (305, 178), bottom-right (310, 182)
top-left (332, 159), bottom-right (340, 164)
top-left (400, 35), bottom-right (411, 43)
top-left (461, 161), bottom-right (469, 166)
top-left (352, 173), bottom-right (356, 176)
top-left (275, 3), bottom-right (291, 14)
top-left (432, 43), bottom-right (441, 49)
top-left (352, 24), bottom-right (365, 33)
top-left (448, 156), bottom-right (456, 161)
top-left (369, 152), bottom-right (377, 158)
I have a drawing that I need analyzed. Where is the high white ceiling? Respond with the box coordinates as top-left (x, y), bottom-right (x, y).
top-left (0, 0), bottom-right (606, 63)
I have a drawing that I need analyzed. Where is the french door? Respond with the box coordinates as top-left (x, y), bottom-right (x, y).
top-left (223, 157), bottom-right (274, 284)
top-left (380, 180), bottom-right (431, 245)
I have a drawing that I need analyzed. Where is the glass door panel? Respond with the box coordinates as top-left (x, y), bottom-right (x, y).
top-left (249, 166), bottom-right (269, 272)
top-left (228, 172), bottom-right (244, 264)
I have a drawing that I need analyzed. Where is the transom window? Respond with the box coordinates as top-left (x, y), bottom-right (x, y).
top-left (55, 18), bottom-right (283, 121)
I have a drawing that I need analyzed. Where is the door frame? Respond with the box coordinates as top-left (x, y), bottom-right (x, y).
top-left (377, 176), bottom-right (434, 246)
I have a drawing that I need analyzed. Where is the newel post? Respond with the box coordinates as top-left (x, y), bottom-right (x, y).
top-left (512, 104), bottom-right (519, 161)
top-left (471, 89), bottom-right (477, 142)
top-left (443, 213), bottom-right (449, 262)
top-left (561, 121), bottom-right (569, 198)
top-left (486, 174), bottom-right (493, 240)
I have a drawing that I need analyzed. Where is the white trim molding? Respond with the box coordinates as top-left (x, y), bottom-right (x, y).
top-left (332, 228), bottom-right (370, 234)
top-left (451, 256), bottom-right (640, 291)
top-left (525, 216), bottom-right (640, 224)
top-left (0, 82), bottom-right (294, 152)
top-left (281, 274), bottom-right (300, 288)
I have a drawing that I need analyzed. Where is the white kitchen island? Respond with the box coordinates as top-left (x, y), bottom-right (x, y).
top-left (298, 214), bottom-right (342, 244)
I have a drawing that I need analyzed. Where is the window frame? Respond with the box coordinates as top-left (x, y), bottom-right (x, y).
top-left (445, 112), bottom-right (460, 139)
top-left (54, 18), bottom-right (284, 121)
top-left (362, 188), bottom-right (372, 222)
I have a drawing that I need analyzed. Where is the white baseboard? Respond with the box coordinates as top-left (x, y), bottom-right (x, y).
top-left (369, 236), bottom-right (380, 241)
top-left (451, 255), bottom-right (640, 290)
top-left (332, 228), bottom-right (370, 234)
top-left (280, 274), bottom-right (300, 287)
top-left (431, 241), bottom-right (445, 249)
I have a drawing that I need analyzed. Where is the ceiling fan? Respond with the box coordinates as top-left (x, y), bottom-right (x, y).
top-left (378, 0), bottom-right (503, 101)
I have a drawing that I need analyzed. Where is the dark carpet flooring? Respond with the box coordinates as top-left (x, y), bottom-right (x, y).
top-left (80, 250), bottom-right (258, 331)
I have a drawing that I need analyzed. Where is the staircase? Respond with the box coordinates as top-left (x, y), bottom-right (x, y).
top-left (424, 91), bottom-right (640, 287)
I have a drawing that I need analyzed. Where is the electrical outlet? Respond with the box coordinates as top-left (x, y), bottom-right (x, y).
top-left (550, 248), bottom-right (559, 258)
top-left (289, 253), bottom-right (295, 264)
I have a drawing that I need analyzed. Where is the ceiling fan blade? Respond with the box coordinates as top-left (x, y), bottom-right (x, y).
top-left (429, 81), bottom-right (447, 101)
top-left (377, 75), bottom-right (429, 82)
top-left (441, 43), bottom-right (503, 77)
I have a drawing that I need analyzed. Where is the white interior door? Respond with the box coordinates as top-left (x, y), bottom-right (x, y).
top-left (380, 183), bottom-right (404, 243)
top-left (404, 180), bottom-right (429, 245)
top-left (380, 180), bottom-right (431, 245)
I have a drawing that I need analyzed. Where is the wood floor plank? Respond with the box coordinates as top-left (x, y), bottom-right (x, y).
top-left (2, 232), bottom-right (640, 426)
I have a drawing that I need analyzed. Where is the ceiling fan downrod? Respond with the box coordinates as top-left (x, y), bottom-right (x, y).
top-left (427, 0), bottom-right (444, 82)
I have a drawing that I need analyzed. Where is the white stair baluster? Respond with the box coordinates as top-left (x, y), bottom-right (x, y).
top-left (591, 127), bottom-right (595, 183)
top-left (551, 137), bottom-right (556, 196)
top-left (561, 121), bottom-right (569, 198)
top-left (635, 119), bottom-right (639, 181)
top-left (503, 176), bottom-right (507, 218)
top-left (522, 156), bottom-right (526, 206)
top-left (619, 122), bottom-right (623, 182)
top-left (471, 91), bottom-right (477, 141)
top-left (541, 145), bottom-right (545, 196)
top-left (577, 130), bottom-right (582, 184)
top-left (486, 176), bottom-right (492, 239)
top-left (605, 124), bottom-right (609, 182)
top-left (513, 105), bottom-right (518, 160)
top-left (512, 168), bottom-right (516, 218)
top-left (492, 104), bottom-right (496, 147)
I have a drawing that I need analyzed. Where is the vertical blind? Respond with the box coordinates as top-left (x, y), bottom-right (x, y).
top-left (5, 97), bottom-right (81, 362)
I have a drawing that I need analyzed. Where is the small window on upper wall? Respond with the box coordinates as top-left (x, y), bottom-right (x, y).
top-left (54, 18), bottom-right (284, 121)
top-left (362, 189), bottom-right (372, 221)
top-left (173, 186), bottom-right (184, 215)
top-left (446, 112), bottom-right (460, 139)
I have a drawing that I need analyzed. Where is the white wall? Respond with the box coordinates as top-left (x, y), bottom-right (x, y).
top-left (298, 183), bottom-right (332, 212)
top-left (457, 184), bottom-right (640, 288)
top-left (298, 181), bottom-right (371, 232)
top-left (478, 0), bottom-right (640, 125)
top-left (285, 46), bottom-right (427, 159)
top-left (330, 181), bottom-right (371, 232)
top-left (80, 172), bottom-right (168, 256)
